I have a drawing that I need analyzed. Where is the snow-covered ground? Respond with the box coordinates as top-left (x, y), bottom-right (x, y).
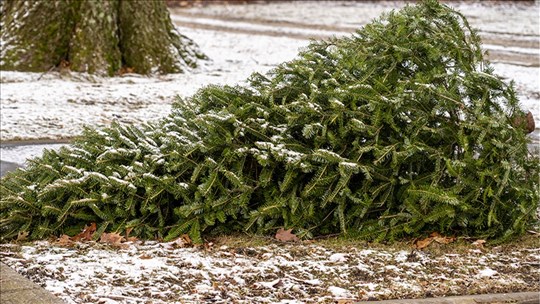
top-left (1, 238), bottom-right (539, 304)
top-left (0, 30), bottom-right (303, 142)
top-left (1, 1), bottom-right (539, 303)
top-left (1, 1), bottom-right (538, 143)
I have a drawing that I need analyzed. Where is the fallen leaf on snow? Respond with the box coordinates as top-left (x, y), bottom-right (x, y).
top-left (139, 254), bottom-right (153, 260)
top-left (275, 228), bottom-right (299, 242)
top-left (204, 242), bottom-right (214, 251)
top-left (124, 227), bottom-right (138, 242)
top-left (118, 66), bottom-right (135, 75)
top-left (430, 232), bottom-right (455, 244)
top-left (126, 236), bottom-right (138, 242)
top-left (100, 232), bottom-right (126, 247)
top-left (414, 237), bottom-right (434, 249)
top-left (171, 234), bottom-right (193, 248)
top-left (55, 234), bottom-right (74, 246)
top-left (71, 222), bottom-right (96, 242)
top-left (415, 232), bottom-right (455, 249)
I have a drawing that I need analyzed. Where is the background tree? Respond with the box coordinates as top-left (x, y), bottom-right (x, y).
top-left (0, 0), bottom-right (206, 75)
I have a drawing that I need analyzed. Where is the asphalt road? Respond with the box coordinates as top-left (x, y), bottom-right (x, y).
top-left (0, 160), bottom-right (21, 177)
top-left (0, 141), bottom-right (67, 177)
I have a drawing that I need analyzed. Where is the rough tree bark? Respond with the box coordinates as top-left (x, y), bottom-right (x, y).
top-left (0, 0), bottom-right (206, 75)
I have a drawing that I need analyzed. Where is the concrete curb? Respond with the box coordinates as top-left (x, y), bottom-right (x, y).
top-left (358, 292), bottom-right (539, 304)
top-left (0, 263), bottom-right (65, 304)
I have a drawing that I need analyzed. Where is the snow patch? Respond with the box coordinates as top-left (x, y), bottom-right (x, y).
top-left (328, 285), bottom-right (352, 297)
top-left (329, 253), bottom-right (347, 263)
top-left (478, 267), bottom-right (498, 278)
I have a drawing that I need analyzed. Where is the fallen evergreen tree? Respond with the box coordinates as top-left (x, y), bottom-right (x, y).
top-left (1, 0), bottom-right (538, 243)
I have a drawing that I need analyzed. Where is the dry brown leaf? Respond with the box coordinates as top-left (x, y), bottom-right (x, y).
top-left (204, 242), bottom-right (214, 251)
top-left (171, 234), bottom-right (193, 248)
top-left (431, 233), bottom-right (456, 245)
top-left (275, 228), bottom-right (299, 242)
top-left (513, 111), bottom-right (535, 134)
top-left (71, 222), bottom-right (96, 242)
top-left (56, 234), bottom-right (74, 247)
top-left (126, 236), bottom-right (138, 242)
top-left (124, 227), bottom-right (138, 242)
top-left (180, 234), bottom-right (192, 245)
top-left (100, 232), bottom-right (126, 247)
top-left (118, 66), bottom-right (135, 75)
top-left (414, 237), bottom-right (433, 249)
top-left (58, 59), bottom-right (71, 72)
top-left (416, 232), bottom-right (455, 249)
top-left (16, 231), bottom-right (29, 242)
top-left (139, 254), bottom-right (153, 259)
top-left (472, 239), bottom-right (486, 248)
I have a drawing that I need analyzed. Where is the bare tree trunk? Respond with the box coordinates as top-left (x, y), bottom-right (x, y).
top-left (0, 0), bottom-right (206, 76)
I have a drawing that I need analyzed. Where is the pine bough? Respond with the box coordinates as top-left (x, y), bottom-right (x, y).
top-left (1, 0), bottom-right (538, 243)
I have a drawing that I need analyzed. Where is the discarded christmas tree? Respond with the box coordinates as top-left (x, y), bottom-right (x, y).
top-left (1, 0), bottom-right (538, 243)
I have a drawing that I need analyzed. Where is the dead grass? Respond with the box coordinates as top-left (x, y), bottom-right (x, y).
top-left (204, 231), bottom-right (540, 256)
